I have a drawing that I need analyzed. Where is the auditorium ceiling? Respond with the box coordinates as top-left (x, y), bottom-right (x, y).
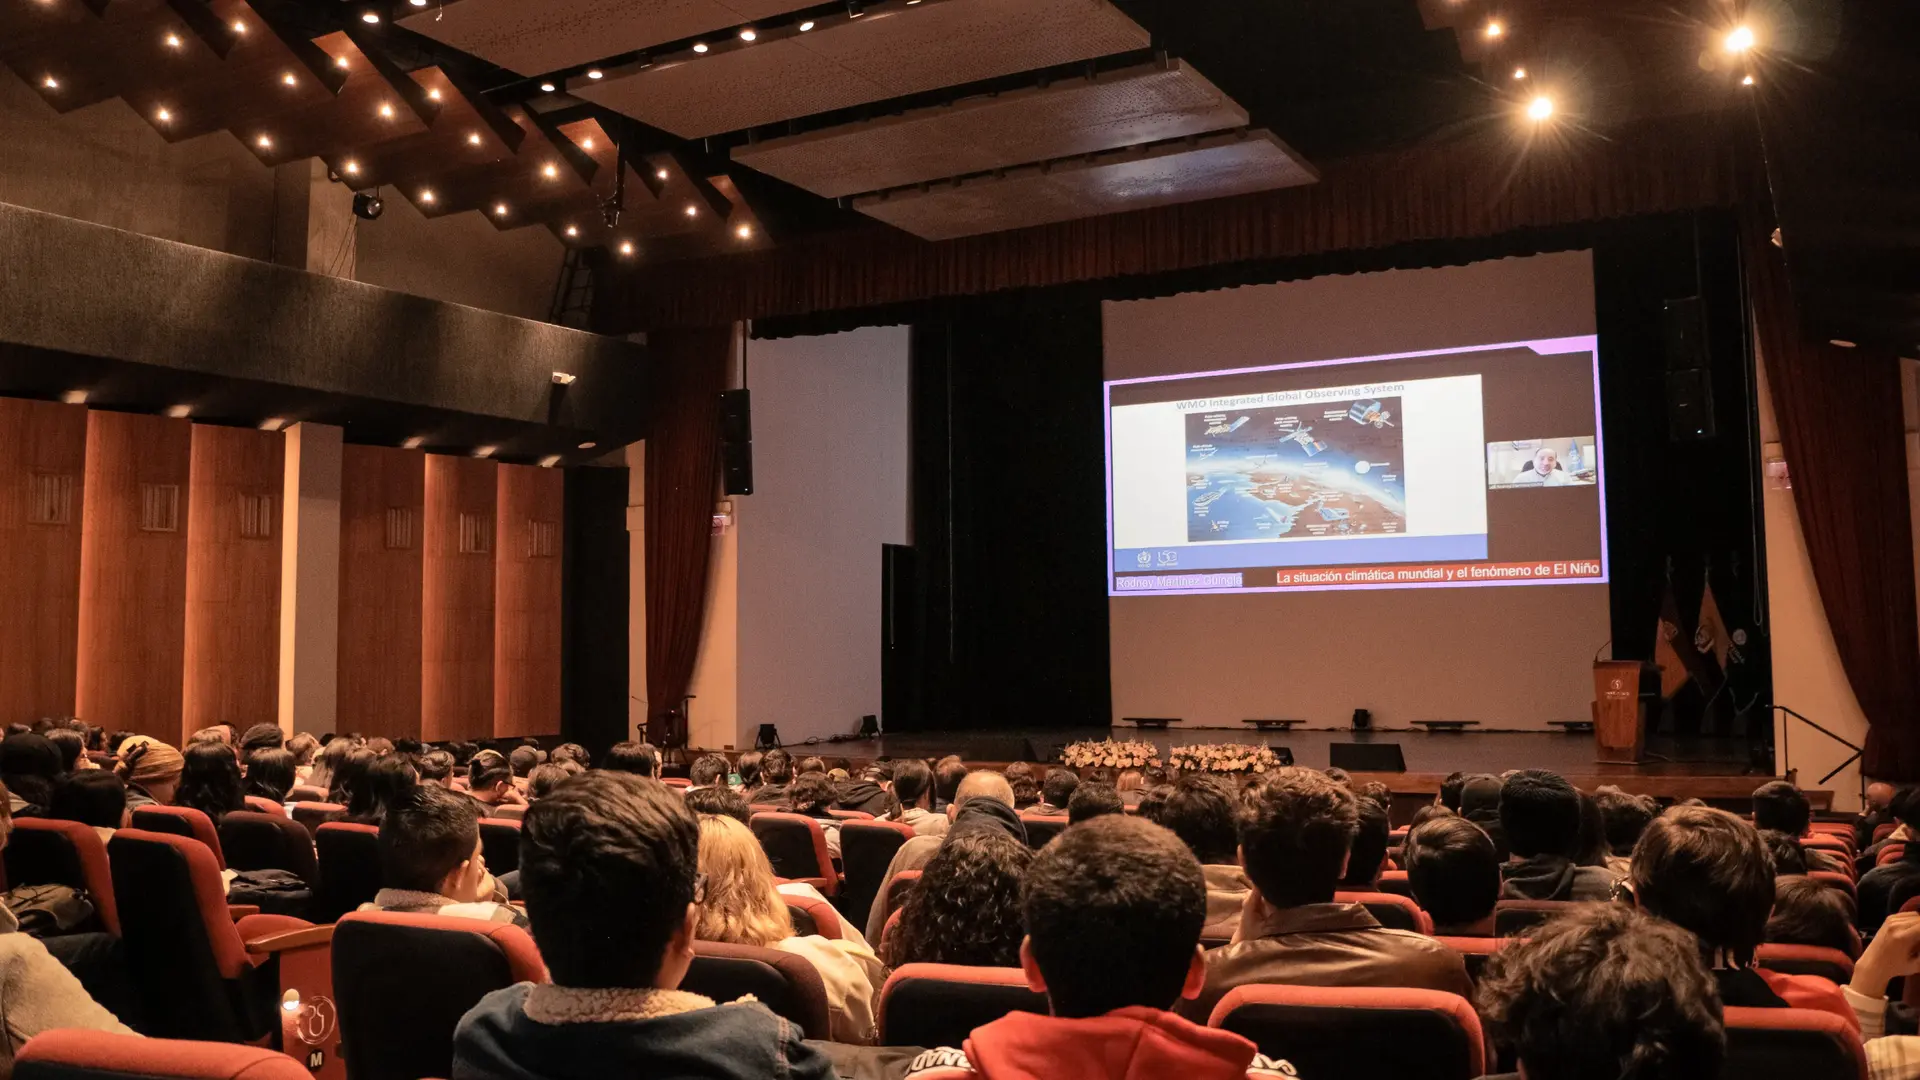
top-left (3, 0), bottom-right (1910, 348)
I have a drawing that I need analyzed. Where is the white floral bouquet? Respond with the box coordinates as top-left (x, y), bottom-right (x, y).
top-left (1168, 743), bottom-right (1283, 775)
top-left (1060, 739), bottom-right (1161, 770)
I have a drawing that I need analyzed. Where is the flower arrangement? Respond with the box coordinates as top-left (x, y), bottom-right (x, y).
top-left (1168, 743), bottom-right (1283, 775)
top-left (1061, 739), bottom-right (1161, 770)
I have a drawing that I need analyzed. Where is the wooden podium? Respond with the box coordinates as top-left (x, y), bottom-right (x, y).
top-left (1592, 660), bottom-right (1646, 764)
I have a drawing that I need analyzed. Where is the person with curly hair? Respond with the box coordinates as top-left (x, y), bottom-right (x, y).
top-left (786, 773), bottom-right (843, 859)
top-left (888, 831), bottom-right (1031, 969)
top-left (1476, 904), bottom-right (1724, 1080)
top-left (694, 815), bottom-right (885, 1043)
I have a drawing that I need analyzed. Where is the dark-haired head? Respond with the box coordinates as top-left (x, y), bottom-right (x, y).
top-left (1439, 771), bottom-right (1467, 811)
top-left (1500, 770), bottom-right (1581, 860)
top-left (549, 743), bottom-right (591, 769)
top-left (1067, 782), bottom-right (1124, 825)
top-left (890, 830), bottom-right (1031, 968)
top-left (890, 759), bottom-right (933, 818)
top-left (685, 784), bottom-right (752, 825)
top-left (798, 756), bottom-right (825, 777)
top-left (520, 772), bottom-right (700, 989)
top-left (1478, 904), bottom-right (1724, 1080)
top-left (603, 741), bottom-right (658, 778)
top-left (509, 745), bottom-right (543, 778)
top-left (735, 751), bottom-right (762, 789)
top-left (1342, 795), bottom-right (1391, 888)
top-left (1766, 877), bottom-right (1858, 957)
top-left (788, 773), bottom-right (835, 817)
top-left (285, 732), bottom-right (318, 768)
top-left (759, 749), bottom-right (793, 786)
top-left (347, 754), bottom-right (417, 826)
top-left (174, 741), bottom-right (245, 821)
top-left (239, 723), bottom-right (284, 759)
top-left (934, 758), bottom-right (969, 805)
top-left (1751, 780), bottom-right (1811, 837)
top-left (328, 747), bottom-right (377, 806)
top-left (690, 754), bottom-right (730, 787)
top-left (1158, 774), bottom-right (1238, 866)
top-left (1239, 767), bottom-right (1357, 908)
top-left (1758, 829), bottom-right (1807, 876)
top-left (1041, 768), bottom-right (1079, 810)
top-left (244, 748), bottom-right (296, 804)
top-left (1631, 805), bottom-right (1774, 967)
top-left (415, 750), bottom-right (455, 786)
top-left (0, 734), bottom-right (62, 810)
top-left (527, 763), bottom-right (573, 801)
top-left (467, 750), bottom-right (513, 802)
top-left (380, 783), bottom-right (482, 894)
top-left (1023, 816), bottom-right (1207, 1017)
top-left (45, 729), bottom-right (84, 774)
top-left (1594, 786), bottom-right (1657, 856)
top-left (1404, 816), bottom-right (1500, 929)
top-left (49, 771), bottom-right (127, 830)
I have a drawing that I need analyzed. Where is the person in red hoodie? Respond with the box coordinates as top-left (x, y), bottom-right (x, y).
top-left (904, 815), bottom-right (1300, 1080)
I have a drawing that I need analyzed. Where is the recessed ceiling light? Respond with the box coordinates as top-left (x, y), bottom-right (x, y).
top-left (335, 55), bottom-right (350, 69)
top-left (578, 441), bottom-right (597, 450)
top-left (420, 189), bottom-right (435, 204)
top-left (1830, 339), bottom-right (1857, 348)
top-left (410, 0), bottom-right (428, 6)
top-left (540, 82), bottom-right (556, 92)
top-left (692, 42), bottom-right (709, 53)
top-left (564, 225), bottom-right (579, 237)
top-left (738, 28), bottom-right (755, 41)
top-left (256, 134), bottom-right (272, 149)
top-left (1512, 67), bottom-right (1526, 79)
top-left (1526, 95), bottom-right (1553, 121)
top-left (542, 162), bottom-right (560, 179)
top-left (378, 102), bottom-right (395, 119)
top-left (539, 455), bottom-right (561, 469)
top-left (684, 204), bottom-right (698, 217)
top-left (494, 203), bottom-right (509, 217)
top-left (656, 168), bottom-right (670, 180)
top-left (282, 72), bottom-right (298, 86)
top-left (344, 160), bottom-right (360, 175)
top-left (586, 69), bottom-right (603, 79)
top-left (1484, 20), bottom-right (1503, 39)
top-left (618, 241), bottom-right (635, 256)
top-left (231, 20), bottom-right (245, 33)
top-left (155, 107), bottom-right (173, 123)
top-left (401, 436), bottom-right (424, 449)
top-left (468, 131), bottom-right (483, 146)
top-left (472, 445), bottom-right (497, 459)
top-left (1741, 73), bottom-right (1756, 86)
top-left (259, 418), bottom-right (286, 432)
top-left (41, 75), bottom-right (57, 90)
top-left (165, 33), bottom-right (182, 49)
top-left (361, 11), bottom-right (380, 24)
top-left (799, 20), bottom-right (815, 31)
top-left (61, 390), bottom-right (88, 405)
top-left (427, 87), bottom-right (442, 101)
top-left (581, 137), bottom-right (595, 150)
top-left (166, 404), bottom-right (192, 419)
top-left (735, 223), bottom-right (752, 239)
top-left (1725, 25), bottom-right (1755, 53)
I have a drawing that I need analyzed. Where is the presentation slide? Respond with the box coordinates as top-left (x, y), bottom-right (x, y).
top-left (1107, 337), bottom-right (1605, 595)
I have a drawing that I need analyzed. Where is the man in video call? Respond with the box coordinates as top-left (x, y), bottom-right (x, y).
top-left (1512, 446), bottom-right (1587, 486)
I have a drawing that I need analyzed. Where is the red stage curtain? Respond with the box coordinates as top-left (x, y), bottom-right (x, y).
top-left (644, 327), bottom-right (730, 744)
top-left (1749, 227), bottom-right (1920, 779)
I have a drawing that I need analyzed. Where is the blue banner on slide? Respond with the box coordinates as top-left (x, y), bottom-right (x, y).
top-left (1114, 531), bottom-right (1488, 573)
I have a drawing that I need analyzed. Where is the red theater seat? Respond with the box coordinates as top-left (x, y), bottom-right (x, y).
top-left (1807, 870), bottom-right (1858, 902)
top-left (4, 818), bottom-right (119, 935)
top-left (243, 796), bottom-right (285, 817)
top-left (1336, 890), bottom-right (1433, 934)
top-left (784, 893), bottom-right (845, 940)
top-left (1874, 822), bottom-right (1899, 844)
top-left (839, 820), bottom-right (914, 924)
top-left (1494, 899), bottom-right (1579, 936)
top-left (684, 940), bottom-right (833, 1040)
top-left (1754, 943), bottom-right (1855, 984)
top-left (1724, 1006), bottom-right (1868, 1080)
top-left (479, 819), bottom-right (522, 875)
top-left (1878, 843), bottom-right (1907, 868)
top-left (750, 813), bottom-right (838, 896)
top-left (16, 1031), bottom-right (310, 1080)
top-left (1803, 832), bottom-right (1851, 855)
top-left (881, 869), bottom-right (923, 927)
top-left (1207, 985), bottom-right (1485, 1080)
top-left (290, 801), bottom-right (346, 836)
top-left (488, 803), bottom-right (527, 822)
top-left (877, 964), bottom-right (1048, 1048)
top-left (219, 812), bottom-right (318, 888)
top-left (1435, 935), bottom-right (1507, 982)
top-left (332, 911), bottom-right (546, 1080)
top-left (1018, 814), bottom-right (1069, 849)
top-left (313, 822), bottom-right (382, 923)
top-left (662, 777), bottom-right (692, 789)
top-left (131, 806), bottom-right (227, 870)
top-left (826, 808), bottom-right (875, 821)
top-left (1376, 869), bottom-right (1414, 898)
top-left (286, 785), bottom-right (329, 804)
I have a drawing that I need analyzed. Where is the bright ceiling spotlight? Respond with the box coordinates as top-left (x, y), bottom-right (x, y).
top-left (343, 160), bottom-right (361, 175)
top-left (420, 189), bottom-right (435, 204)
top-left (335, 55), bottom-right (350, 69)
top-left (564, 225), bottom-right (579, 237)
top-left (41, 75), bottom-right (58, 90)
top-left (468, 131), bottom-right (483, 145)
top-left (618, 241), bottom-right (635, 256)
top-left (231, 20), bottom-right (246, 33)
top-left (1512, 67), bottom-right (1526, 79)
top-left (256, 134), bottom-right (272, 149)
top-left (164, 33), bottom-right (182, 48)
top-left (283, 71), bottom-right (298, 86)
top-left (581, 137), bottom-right (595, 150)
top-left (684, 204), bottom-right (698, 217)
top-left (494, 203), bottom-right (510, 217)
top-left (692, 42), bottom-right (709, 53)
top-left (155, 106), bottom-right (173, 123)
top-left (1526, 94), bottom-right (1553, 121)
top-left (1724, 25), bottom-right (1755, 53)
top-left (540, 82), bottom-right (556, 92)
top-left (428, 87), bottom-right (442, 101)
top-left (738, 27), bottom-right (756, 41)
top-left (542, 162), bottom-right (560, 179)
top-left (735, 223), bottom-right (753, 239)
top-left (361, 11), bottom-right (380, 24)
top-left (798, 20), bottom-right (815, 31)
top-left (656, 168), bottom-right (670, 180)
top-left (1484, 20), bottom-right (1503, 39)
top-left (1742, 73), bottom-right (1755, 86)
top-left (378, 102), bottom-right (395, 118)
top-left (586, 68), bottom-right (603, 79)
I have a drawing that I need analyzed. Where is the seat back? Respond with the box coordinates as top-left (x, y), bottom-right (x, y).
top-left (661, 777), bottom-right (692, 789)
top-left (1874, 822), bottom-right (1899, 843)
top-left (1723, 1006), bottom-right (1868, 1080)
top-left (877, 964), bottom-right (1048, 1048)
top-left (1877, 843), bottom-right (1907, 867)
top-left (840, 821), bottom-right (913, 923)
top-left (826, 808), bottom-right (874, 821)
top-left (1208, 985), bottom-right (1485, 1080)
top-left (313, 822), bottom-right (383, 923)
top-left (219, 812), bottom-right (318, 886)
top-left (749, 813), bottom-right (837, 896)
top-left (1435, 936), bottom-right (1506, 982)
top-left (107, 830), bottom-right (260, 1042)
top-left (291, 801), bottom-right (346, 836)
top-left (286, 785), bottom-right (330, 804)
top-left (1019, 815), bottom-right (1068, 849)
top-left (1754, 943), bottom-right (1855, 984)
top-left (131, 806), bottom-right (227, 869)
top-left (1802, 833), bottom-right (1850, 854)
top-left (685, 940), bottom-right (833, 1040)
top-left (332, 911), bottom-right (546, 1080)
top-left (488, 803), bottom-right (527, 823)
top-left (883, 868), bottom-right (924, 926)
top-left (1493, 899), bottom-right (1578, 936)
top-left (478, 818), bottom-right (522, 875)
top-left (1807, 870), bottom-right (1858, 902)
top-left (1376, 869), bottom-right (1414, 898)
top-left (4, 818), bottom-right (119, 935)
top-left (1336, 890), bottom-right (1433, 934)
top-left (16, 1030), bottom-right (310, 1080)
top-left (243, 796), bottom-right (285, 817)
top-left (784, 894), bottom-right (845, 940)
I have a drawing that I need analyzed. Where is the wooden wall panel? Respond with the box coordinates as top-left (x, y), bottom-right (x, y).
top-left (338, 445), bottom-right (425, 739)
top-left (494, 465), bottom-right (563, 738)
top-left (182, 425), bottom-right (284, 741)
top-left (0, 398), bottom-right (88, 724)
top-left (77, 411), bottom-right (191, 740)
top-left (423, 454), bottom-right (496, 742)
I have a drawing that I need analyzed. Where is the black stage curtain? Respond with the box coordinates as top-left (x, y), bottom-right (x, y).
top-left (644, 327), bottom-right (730, 744)
top-left (898, 292), bottom-right (1111, 732)
top-left (562, 465), bottom-right (631, 759)
top-left (1749, 226), bottom-right (1920, 779)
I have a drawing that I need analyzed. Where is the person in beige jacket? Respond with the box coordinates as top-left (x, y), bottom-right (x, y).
top-left (0, 781), bottom-right (136, 1078)
top-left (693, 814), bottom-right (887, 1044)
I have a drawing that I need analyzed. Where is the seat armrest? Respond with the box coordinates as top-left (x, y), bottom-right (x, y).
top-left (243, 923), bottom-right (333, 956)
top-left (228, 904), bottom-right (261, 921)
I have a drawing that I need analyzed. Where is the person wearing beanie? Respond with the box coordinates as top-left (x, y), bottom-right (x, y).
top-left (115, 737), bottom-right (185, 810)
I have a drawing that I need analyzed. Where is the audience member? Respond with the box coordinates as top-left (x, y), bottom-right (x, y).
top-left (1766, 876), bottom-right (1858, 957)
top-left (1592, 785), bottom-right (1656, 864)
top-left (1403, 816), bottom-right (1501, 935)
top-left (601, 741), bottom-right (659, 779)
top-left (244, 748), bottom-right (297, 804)
top-left (1477, 904), bottom-right (1724, 1080)
top-left (453, 771), bottom-right (834, 1080)
top-left (865, 771), bottom-right (1023, 942)
top-left (1631, 804), bottom-right (1852, 1025)
top-left (306, 738), bottom-right (355, 797)
top-left (364, 737), bottom-right (395, 758)
top-left (346, 754), bottom-right (418, 826)
top-left (0, 782), bottom-right (136, 1071)
top-left (1135, 784), bottom-right (1173, 825)
top-left (735, 750), bottom-right (764, 797)
top-left (786, 773), bottom-right (843, 859)
top-left (1009, 775), bottom-right (1041, 810)
top-left (798, 755), bottom-right (826, 778)
top-left (1323, 767), bottom-right (1351, 788)
top-left (1498, 770), bottom-right (1614, 901)
top-left (48, 771), bottom-right (128, 842)
top-left (238, 723), bottom-right (284, 761)
top-left (1031, 768), bottom-right (1078, 816)
top-left (526, 764), bottom-right (572, 801)
top-left (695, 815), bottom-right (885, 1043)
top-left (1857, 786), bottom-right (1920, 933)
top-left (688, 754), bottom-right (730, 790)
top-left (889, 830), bottom-right (1032, 968)
top-left (548, 743), bottom-right (591, 770)
top-left (879, 759), bottom-right (947, 837)
top-left (1115, 768), bottom-right (1145, 808)
top-left (1407, 804), bottom-right (1454, 830)
top-left (327, 747), bottom-right (377, 807)
top-left (394, 737), bottom-right (424, 758)
top-left (508, 745), bottom-right (543, 781)
top-left (1760, 829), bottom-right (1809, 876)
top-left (44, 728), bottom-right (85, 774)
top-left (0, 733), bottom-right (62, 814)
top-left (684, 785), bottom-right (752, 825)
top-left (933, 756), bottom-right (968, 811)
top-left (1438, 771), bottom-right (1467, 812)
top-left (466, 750), bottom-right (526, 816)
top-left (173, 741), bottom-right (245, 823)
top-left (836, 764), bottom-right (892, 817)
top-left (113, 738), bottom-right (183, 810)
top-left (1067, 782), bottom-right (1124, 825)
top-left (1459, 773), bottom-right (1508, 860)
top-left (752, 749), bottom-right (794, 806)
top-left (415, 750), bottom-right (456, 789)
top-left (1359, 780), bottom-right (1392, 806)
top-left (285, 732), bottom-right (319, 777)
top-left (1180, 768), bottom-right (1470, 1022)
top-left (1857, 781), bottom-right (1897, 850)
top-left (1159, 774), bottom-right (1248, 942)
top-left (905, 816), bottom-right (1295, 1080)
top-left (1753, 780), bottom-right (1847, 875)
top-left (187, 726), bottom-right (230, 748)
top-left (370, 784), bottom-right (525, 927)
top-left (1340, 796), bottom-right (1390, 890)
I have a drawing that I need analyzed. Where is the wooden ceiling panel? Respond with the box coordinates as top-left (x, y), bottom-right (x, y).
top-left (0, 0), bottom-right (226, 113)
top-left (391, 106), bottom-right (596, 223)
top-left (734, 59), bottom-right (1247, 198)
top-left (396, 0), bottom-right (817, 77)
top-left (315, 67), bottom-right (522, 193)
top-left (116, 1), bottom-right (346, 142)
top-left (173, 32), bottom-right (431, 163)
top-left (853, 128), bottom-right (1317, 241)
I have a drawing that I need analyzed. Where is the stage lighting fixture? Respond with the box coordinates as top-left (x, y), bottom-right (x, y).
top-left (601, 199), bottom-right (622, 227)
top-left (410, 0), bottom-right (427, 6)
top-left (231, 20), bottom-right (246, 34)
top-left (419, 189), bottom-right (435, 204)
top-left (542, 162), bottom-right (560, 179)
top-left (1526, 95), bottom-right (1553, 121)
top-left (352, 192), bottom-right (385, 220)
top-left (1830, 339), bottom-right (1858, 348)
top-left (735, 223), bottom-right (753, 239)
top-left (472, 445), bottom-right (497, 459)
top-left (283, 72), bottom-right (298, 86)
top-left (1741, 73), bottom-right (1755, 86)
top-left (1724, 25), bottom-right (1754, 53)
top-left (493, 203), bottom-right (510, 217)
top-left (401, 436), bottom-right (425, 449)
top-left (335, 55), bottom-right (350, 69)
top-left (154, 107), bottom-right (173, 123)
top-left (427, 88), bottom-right (441, 101)
top-left (578, 441), bottom-right (597, 450)
top-left (61, 390), bottom-right (88, 405)
top-left (1512, 67), bottom-right (1526, 79)
top-left (467, 132), bottom-right (483, 145)
top-left (551, 372), bottom-right (577, 386)
top-left (165, 33), bottom-right (182, 49)
top-left (539, 455), bottom-right (561, 468)
top-left (755, 724), bottom-right (782, 749)
top-left (378, 102), bottom-right (395, 119)
top-left (859, 715), bottom-right (880, 737)
top-left (656, 168), bottom-right (670, 180)
top-left (166, 404), bottom-right (191, 418)
top-left (343, 160), bottom-right (361, 176)
top-left (684, 204), bottom-right (698, 217)
top-left (1351, 707), bottom-right (1372, 731)
top-left (256, 134), bottom-right (273, 150)
top-left (581, 137), bottom-right (595, 150)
